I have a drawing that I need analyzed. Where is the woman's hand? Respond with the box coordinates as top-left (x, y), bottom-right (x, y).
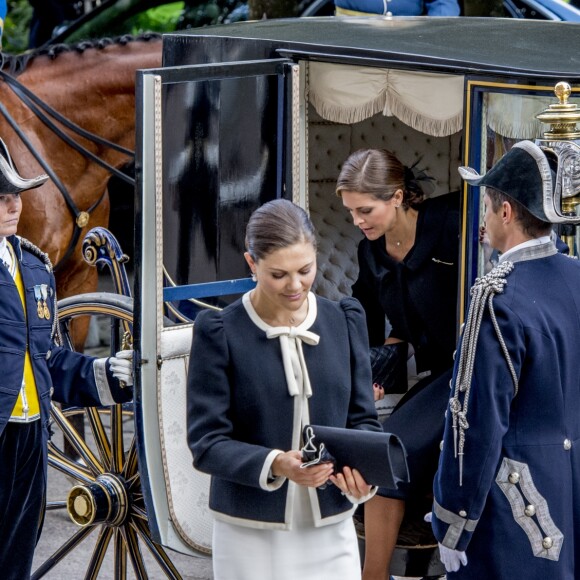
top-left (329, 466), bottom-right (372, 500)
top-left (272, 450), bottom-right (334, 488)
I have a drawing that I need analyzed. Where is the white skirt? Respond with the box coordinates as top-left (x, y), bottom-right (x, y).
top-left (212, 486), bottom-right (361, 580)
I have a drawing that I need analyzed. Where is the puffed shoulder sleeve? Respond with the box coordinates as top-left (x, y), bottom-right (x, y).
top-left (187, 308), bottom-right (278, 488)
top-left (187, 309), bottom-right (230, 464)
top-left (340, 297), bottom-right (381, 432)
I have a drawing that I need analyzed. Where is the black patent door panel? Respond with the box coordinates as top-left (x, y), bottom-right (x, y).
top-left (147, 59), bottom-right (293, 310)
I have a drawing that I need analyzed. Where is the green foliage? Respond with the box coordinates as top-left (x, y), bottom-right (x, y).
top-left (4, 0), bottom-right (32, 54)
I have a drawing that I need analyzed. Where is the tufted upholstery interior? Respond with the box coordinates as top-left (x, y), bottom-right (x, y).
top-left (309, 104), bottom-right (463, 301)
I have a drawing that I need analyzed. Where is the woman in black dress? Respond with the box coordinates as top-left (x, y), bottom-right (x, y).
top-left (337, 149), bottom-right (460, 580)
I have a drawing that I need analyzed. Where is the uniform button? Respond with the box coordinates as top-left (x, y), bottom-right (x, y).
top-left (508, 472), bottom-right (520, 484)
top-left (440, 440), bottom-right (444, 451)
top-left (452, 349), bottom-right (457, 361)
top-left (50, 387), bottom-right (54, 397)
top-left (45, 350), bottom-right (51, 360)
top-left (524, 505), bottom-right (536, 517)
top-left (459, 510), bottom-right (467, 517)
top-left (564, 439), bottom-right (572, 450)
top-left (542, 537), bottom-right (553, 549)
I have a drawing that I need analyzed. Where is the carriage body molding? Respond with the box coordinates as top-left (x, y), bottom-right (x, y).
top-left (134, 16), bottom-right (580, 571)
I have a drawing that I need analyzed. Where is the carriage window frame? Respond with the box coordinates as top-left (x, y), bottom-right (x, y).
top-left (460, 78), bottom-right (580, 324)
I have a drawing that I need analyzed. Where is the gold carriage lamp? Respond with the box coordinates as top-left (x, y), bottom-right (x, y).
top-left (535, 81), bottom-right (580, 226)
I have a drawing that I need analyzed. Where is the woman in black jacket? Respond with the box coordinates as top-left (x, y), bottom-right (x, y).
top-left (337, 148), bottom-right (460, 580)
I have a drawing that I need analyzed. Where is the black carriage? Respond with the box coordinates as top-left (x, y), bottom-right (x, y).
top-left (35, 15), bottom-right (580, 579)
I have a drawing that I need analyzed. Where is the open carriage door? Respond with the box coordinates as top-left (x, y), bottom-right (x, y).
top-left (134, 57), bottom-right (301, 556)
top-left (459, 78), bottom-right (580, 324)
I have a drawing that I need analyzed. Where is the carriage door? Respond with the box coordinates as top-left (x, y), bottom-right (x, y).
top-left (134, 58), bottom-right (304, 557)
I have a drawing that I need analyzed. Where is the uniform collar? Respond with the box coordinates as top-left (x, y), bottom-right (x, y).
top-left (499, 236), bottom-right (556, 264)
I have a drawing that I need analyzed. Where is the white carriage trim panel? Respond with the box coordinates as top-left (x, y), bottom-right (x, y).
top-left (158, 323), bottom-right (214, 555)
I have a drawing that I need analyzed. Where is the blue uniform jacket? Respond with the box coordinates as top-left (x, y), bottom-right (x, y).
top-left (187, 296), bottom-right (381, 528)
top-left (0, 236), bottom-right (132, 469)
top-left (334, 0), bottom-right (460, 16)
top-left (433, 251), bottom-right (580, 579)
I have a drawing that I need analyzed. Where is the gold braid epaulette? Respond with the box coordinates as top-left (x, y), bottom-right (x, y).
top-left (18, 236), bottom-right (62, 345)
top-left (451, 261), bottom-right (517, 486)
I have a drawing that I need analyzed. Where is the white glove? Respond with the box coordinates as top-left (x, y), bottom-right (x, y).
top-left (424, 513), bottom-right (468, 573)
top-left (438, 543), bottom-right (468, 573)
top-left (109, 350), bottom-right (134, 387)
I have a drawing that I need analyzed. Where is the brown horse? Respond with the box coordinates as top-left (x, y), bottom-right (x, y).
top-left (0, 35), bottom-right (162, 302)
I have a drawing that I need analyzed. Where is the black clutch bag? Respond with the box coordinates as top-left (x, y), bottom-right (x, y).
top-left (369, 342), bottom-right (408, 394)
top-left (301, 424), bottom-right (409, 489)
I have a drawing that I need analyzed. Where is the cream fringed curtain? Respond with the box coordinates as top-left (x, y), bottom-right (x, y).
top-left (486, 93), bottom-right (554, 140)
top-left (308, 62), bottom-right (464, 137)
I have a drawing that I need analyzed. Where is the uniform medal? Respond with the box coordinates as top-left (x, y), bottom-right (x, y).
top-left (41, 284), bottom-right (50, 319)
top-left (34, 285), bottom-right (44, 318)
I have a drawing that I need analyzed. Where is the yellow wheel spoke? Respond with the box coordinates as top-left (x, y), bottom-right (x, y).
top-left (122, 437), bottom-right (138, 478)
top-left (111, 403), bottom-right (124, 473)
top-left (130, 505), bottom-right (148, 521)
top-left (48, 442), bottom-right (95, 484)
top-left (50, 403), bottom-right (104, 476)
top-left (131, 518), bottom-right (183, 579)
top-left (84, 526), bottom-right (114, 580)
top-left (121, 524), bottom-right (147, 579)
top-left (86, 407), bottom-right (112, 465)
top-left (31, 524), bottom-right (94, 579)
top-left (114, 529), bottom-right (128, 580)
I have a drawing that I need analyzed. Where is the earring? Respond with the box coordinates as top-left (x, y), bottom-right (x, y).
top-left (251, 272), bottom-right (257, 282)
top-left (395, 204), bottom-right (400, 208)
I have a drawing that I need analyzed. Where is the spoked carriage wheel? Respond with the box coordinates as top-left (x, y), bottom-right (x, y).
top-left (33, 292), bottom-right (182, 580)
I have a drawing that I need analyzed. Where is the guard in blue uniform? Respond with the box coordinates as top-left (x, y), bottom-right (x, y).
top-left (334, 0), bottom-right (459, 18)
top-left (431, 141), bottom-right (580, 578)
top-left (0, 154), bottom-right (134, 579)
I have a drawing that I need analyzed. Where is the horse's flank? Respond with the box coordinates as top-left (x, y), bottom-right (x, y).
top-left (0, 34), bottom-right (162, 301)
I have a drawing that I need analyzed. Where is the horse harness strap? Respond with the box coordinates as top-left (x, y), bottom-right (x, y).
top-left (0, 70), bottom-right (135, 271)
top-left (0, 71), bottom-right (134, 185)
top-left (0, 99), bottom-right (91, 271)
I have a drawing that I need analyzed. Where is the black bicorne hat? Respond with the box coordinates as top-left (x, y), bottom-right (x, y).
top-left (0, 138), bottom-right (48, 194)
top-left (458, 140), bottom-right (553, 222)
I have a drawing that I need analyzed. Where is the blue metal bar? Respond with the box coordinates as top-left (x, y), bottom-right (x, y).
top-left (163, 278), bottom-right (256, 301)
